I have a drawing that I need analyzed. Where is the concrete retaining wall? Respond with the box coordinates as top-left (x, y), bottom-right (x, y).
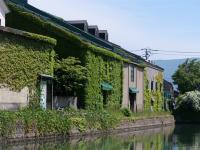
top-left (70, 115), bottom-right (175, 138)
top-left (0, 87), bottom-right (29, 110)
top-left (2, 115), bottom-right (175, 144)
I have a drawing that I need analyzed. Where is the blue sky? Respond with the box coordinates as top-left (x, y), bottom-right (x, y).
top-left (29, 0), bottom-right (200, 60)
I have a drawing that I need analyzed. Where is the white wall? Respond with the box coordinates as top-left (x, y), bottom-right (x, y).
top-left (146, 67), bottom-right (163, 90)
top-left (0, 0), bottom-right (9, 26)
top-left (122, 63), bottom-right (144, 111)
top-left (122, 63), bottom-right (129, 108)
top-left (0, 6), bottom-right (5, 26)
top-left (0, 87), bottom-right (29, 110)
top-left (136, 68), bottom-right (144, 111)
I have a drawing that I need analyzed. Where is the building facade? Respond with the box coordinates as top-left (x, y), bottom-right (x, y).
top-left (164, 80), bottom-right (174, 100)
top-left (144, 66), bottom-right (164, 111)
top-left (3, 0), bottom-right (164, 111)
top-left (122, 63), bottom-right (144, 112)
top-left (0, 26), bottom-right (55, 110)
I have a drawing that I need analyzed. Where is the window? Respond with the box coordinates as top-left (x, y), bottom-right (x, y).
top-left (151, 81), bottom-right (154, 91)
top-left (160, 84), bottom-right (162, 92)
top-left (156, 82), bottom-right (158, 91)
top-left (131, 66), bottom-right (134, 82)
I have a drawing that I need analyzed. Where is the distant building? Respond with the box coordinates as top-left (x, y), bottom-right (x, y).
top-left (174, 90), bottom-right (179, 98)
top-left (164, 80), bottom-right (174, 100)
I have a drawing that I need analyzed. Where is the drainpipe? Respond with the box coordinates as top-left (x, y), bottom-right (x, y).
top-left (128, 64), bottom-right (130, 108)
top-left (136, 67), bottom-right (138, 113)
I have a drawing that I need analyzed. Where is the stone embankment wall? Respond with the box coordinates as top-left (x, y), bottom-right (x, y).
top-left (3, 115), bottom-right (175, 144)
top-left (70, 115), bottom-right (174, 138)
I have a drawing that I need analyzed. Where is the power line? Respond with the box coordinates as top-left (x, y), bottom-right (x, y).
top-left (132, 49), bottom-right (200, 54)
top-left (152, 53), bottom-right (200, 56)
top-left (132, 48), bottom-right (200, 60)
top-left (152, 49), bottom-right (200, 54)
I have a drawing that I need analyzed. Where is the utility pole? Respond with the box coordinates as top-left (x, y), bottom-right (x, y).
top-left (142, 48), bottom-right (151, 61)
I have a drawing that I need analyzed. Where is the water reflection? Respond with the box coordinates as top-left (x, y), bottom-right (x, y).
top-left (3, 125), bottom-right (200, 150)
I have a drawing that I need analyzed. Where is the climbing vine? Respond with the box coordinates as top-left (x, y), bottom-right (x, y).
top-left (0, 30), bottom-right (54, 104)
top-left (144, 69), bottom-right (164, 112)
top-left (84, 51), bottom-right (122, 110)
top-left (5, 2), bottom-right (125, 109)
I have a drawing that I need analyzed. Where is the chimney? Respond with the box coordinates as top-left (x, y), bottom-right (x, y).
top-left (99, 30), bottom-right (108, 41)
top-left (88, 25), bottom-right (99, 37)
top-left (67, 20), bottom-right (88, 32)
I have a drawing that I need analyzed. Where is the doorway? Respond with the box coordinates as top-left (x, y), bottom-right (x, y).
top-left (130, 93), bottom-right (136, 112)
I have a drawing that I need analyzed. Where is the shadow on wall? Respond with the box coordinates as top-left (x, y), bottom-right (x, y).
top-left (53, 96), bottom-right (77, 110)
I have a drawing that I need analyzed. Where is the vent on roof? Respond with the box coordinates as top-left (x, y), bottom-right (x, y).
top-left (88, 25), bottom-right (99, 37)
top-left (99, 30), bottom-right (108, 41)
top-left (68, 20), bottom-right (88, 32)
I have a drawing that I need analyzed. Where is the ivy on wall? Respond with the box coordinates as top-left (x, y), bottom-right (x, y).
top-left (0, 31), bottom-right (54, 104)
top-left (5, 3), bottom-right (126, 62)
top-left (144, 70), bottom-right (164, 112)
top-left (5, 2), bottom-right (124, 109)
top-left (84, 51), bottom-right (122, 110)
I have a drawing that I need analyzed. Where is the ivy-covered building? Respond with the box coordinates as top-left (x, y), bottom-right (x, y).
top-left (3, 0), bottom-right (125, 110)
top-left (144, 66), bottom-right (164, 111)
top-left (0, 25), bottom-right (55, 110)
top-left (2, 0), bottom-right (164, 111)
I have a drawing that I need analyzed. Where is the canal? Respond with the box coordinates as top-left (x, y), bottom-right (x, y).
top-left (2, 125), bottom-right (200, 149)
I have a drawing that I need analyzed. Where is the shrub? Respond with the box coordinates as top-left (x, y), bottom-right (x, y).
top-left (176, 91), bottom-right (200, 112)
top-left (84, 109), bottom-right (118, 130)
top-left (69, 117), bottom-right (87, 132)
top-left (0, 111), bottom-right (16, 137)
top-left (54, 57), bottom-right (88, 96)
top-left (121, 108), bottom-right (132, 117)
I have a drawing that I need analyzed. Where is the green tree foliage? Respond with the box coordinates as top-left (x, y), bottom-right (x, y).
top-left (54, 57), bottom-right (88, 96)
top-left (173, 59), bottom-right (200, 94)
top-left (176, 91), bottom-right (200, 112)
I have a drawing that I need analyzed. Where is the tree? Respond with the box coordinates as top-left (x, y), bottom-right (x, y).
top-left (172, 59), bottom-right (200, 94)
top-left (176, 91), bottom-right (200, 112)
top-left (54, 57), bottom-right (88, 96)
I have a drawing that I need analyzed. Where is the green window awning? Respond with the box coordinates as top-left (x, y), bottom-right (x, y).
top-left (101, 82), bottom-right (113, 91)
top-left (129, 87), bottom-right (139, 94)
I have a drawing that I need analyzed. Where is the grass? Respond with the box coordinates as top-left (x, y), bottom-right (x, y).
top-left (130, 111), bottom-right (172, 121)
top-left (105, 107), bottom-right (172, 123)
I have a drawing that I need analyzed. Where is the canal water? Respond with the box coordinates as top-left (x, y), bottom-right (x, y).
top-left (3, 125), bottom-right (200, 150)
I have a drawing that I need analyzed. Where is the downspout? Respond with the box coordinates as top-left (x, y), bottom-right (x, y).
top-left (128, 64), bottom-right (130, 108)
top-left (136, 67), bottom-right (138, 112)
